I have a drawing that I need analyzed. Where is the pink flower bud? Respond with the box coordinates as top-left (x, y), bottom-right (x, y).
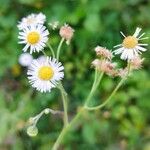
top-left (95, 46), bottom-right (113, 60)
top-left (130, 56), bottom-right (144, 70)
top-left (59, 24), bottom-right (74, 44)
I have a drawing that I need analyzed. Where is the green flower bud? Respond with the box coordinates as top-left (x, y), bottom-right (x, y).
top-left (44, 108), bottom-right (50, 114)
top-left (27, 126), bottom-right (38, 137)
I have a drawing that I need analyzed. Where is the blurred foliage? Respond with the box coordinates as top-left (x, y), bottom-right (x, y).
top-left (0, 0), bottom-right (150, 149)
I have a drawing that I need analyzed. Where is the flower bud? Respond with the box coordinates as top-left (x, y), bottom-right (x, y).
top-left (130, 56), bottom-right (144, 70)
top-left (27, 126), bottom-right (38, 137)
top-left (117, 68), bottom-right (128, 78)
top-left (91, 59), bottom-right (101, 68)
top-left (44, 108), bottom-right (50, 114)
top-left (95, 46), bottom-right (113, 60)
top-left (59, 24), bottom-right (74, 44)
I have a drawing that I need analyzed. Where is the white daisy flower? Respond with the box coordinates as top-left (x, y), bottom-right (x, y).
top-left (114, 27), bottom-right (148, 60)
top-left (18, 24), bottom-right (49, 54)
top-left (27, 57), bottom-right (64, 93)
top-left (17, 13), bottom-right (46, 30)
top-left (18, 53), bottom-right (33, 67)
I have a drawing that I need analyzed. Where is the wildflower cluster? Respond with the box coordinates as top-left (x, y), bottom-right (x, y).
top-left (18, 13), bottom-right (74, 93)
top-left (18, 13), bottom-right (148, 150)
top-left (92, 27), bottom-right (148, 78)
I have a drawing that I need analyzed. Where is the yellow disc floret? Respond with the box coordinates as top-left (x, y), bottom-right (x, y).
top-left (123, 36), bottom-right (138, 49)
top-left (38, 66), bottom-right (54, 80)
top-left (27, 31), bottom-right (40, 44)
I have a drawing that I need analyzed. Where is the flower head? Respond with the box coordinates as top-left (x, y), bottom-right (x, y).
top-left (18, 24), bottom-right (49, 54)
top-left (130, 56), bottom-right (144, 70)
top-left (92, 59), bottom-right (116, 76)
top-left (18, 53), bottom-right (33, 67)
top-left (95, 46), bottom-right (113, 60)
top-left (59, 24), bottom-right (74, 44)
top-left (18, 13), bottom-right (46, 30)
top-left (117, 68), bottom-right (128, 78)
top-left (27, 57), bottom-right (64, 93)
top-left (114, 27), bottom-right (148, 60)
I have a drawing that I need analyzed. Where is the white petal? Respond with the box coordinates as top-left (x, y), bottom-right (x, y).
top-left (133, 27), bottom-right (142, 37)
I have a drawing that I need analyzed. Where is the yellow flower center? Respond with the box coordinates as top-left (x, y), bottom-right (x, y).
top-left (27, 31), bottom-right (40, 44)
top-left (123, 36), bottom-right (138, 49)
top-left (38, 66), bottom-right (54, 80)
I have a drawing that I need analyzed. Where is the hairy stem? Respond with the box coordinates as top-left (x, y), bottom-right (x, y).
top-left (47, 43), bottom-right (55, 58)
top-left (58, 83), bottom-right (69, 127)
top-left (52, 109), bottom-right (83, 150)
top-left (85, 71), bottom-right (104, 106)
top-left (41, 50), bottom-right (47, 56)
top-left (85, 61), bottom-right (131, 110)
top-left (56, 38), bottom-right (65, 60)
top-left (84, 77), bottom-right (126, 110)
top-left (52, 70), bottom-right (104, 149)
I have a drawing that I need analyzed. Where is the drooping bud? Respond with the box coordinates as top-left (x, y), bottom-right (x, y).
top-left (27, 126), bottom-right (38, 137)
top-left (44, 108), bottom-right (50, 114)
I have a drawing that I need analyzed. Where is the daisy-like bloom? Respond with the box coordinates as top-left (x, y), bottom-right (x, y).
top-left (114, 27), bottom-right (148, 60)
top-left (18, 53), bottom-right (33, 67)
top-left (95, 46), bottom-right (113, 60)
top-left (59, 23), bottom-right (74, 45)
top-left (18, 24), bottom-right (49, 54)
top-left (130, 56), bottom-right (144, 70)
top-left (27, 57), bottom-right (64, 93)
top-left (17, 13), bottom-right (46, 30)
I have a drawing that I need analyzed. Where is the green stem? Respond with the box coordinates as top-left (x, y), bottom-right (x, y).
top-left (52, 109), bottom-right (83, 150)
top-left (58, 83), bottom-right (69, 127)
top-left (84, 77), bottom-right (126, 111)
top-left (41, 50), bottom-right (47, 56)
top-left (85, 71), bottom-right (104, 106)
top-left (85, 61), bottom-right (131, 111)
top-left (52, 70), bottom-right (104, 149)
top-left (47, 43), bottom-right (55, 58)
top-left (56, 38), bottom-right (65, 60)
top-left (52, 61), bottom-right (131, 149)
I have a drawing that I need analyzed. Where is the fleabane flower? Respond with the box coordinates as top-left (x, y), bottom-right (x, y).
top-left (27, 57), bottom-right (64, 93)
top-left (114, 27), bottom-right (148, 60)
top-left (17, 13), bottom-right (46, 30)
top-left (18, 24), bottom-right (49, 54)
top-left (59, 24), bottom-right (74, 45)
top-left (92, 59), bottom-right (117, 76)
top-left (95, 46), bottom-right (113, 60)
top-left (18, 53), bottom-right (33, 67)
top-left (117, 68), bottom-right (128, 78)
top-left (130, 56), bottom-right (144, 70)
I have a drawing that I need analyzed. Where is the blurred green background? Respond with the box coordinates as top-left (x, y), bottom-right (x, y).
top-left (0, 0), bottom-right (150, 149)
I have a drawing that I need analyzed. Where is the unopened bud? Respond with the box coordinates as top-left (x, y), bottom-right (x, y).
top-left (44, 108), bottom-right (50, 114)
top-left (27, 126), bottom-right (38, 137)
top-left (59, 24), bottom-right (74, 44)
